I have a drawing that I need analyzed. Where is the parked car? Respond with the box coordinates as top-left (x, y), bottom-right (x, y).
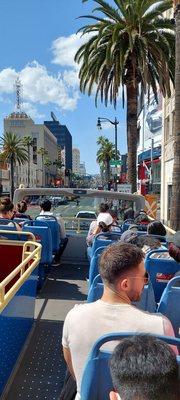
top-left (75, 210), bottom-right (97, 230)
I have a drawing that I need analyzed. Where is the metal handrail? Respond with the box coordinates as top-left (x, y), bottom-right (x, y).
top-left (0, 230), bottom-right (35, 242)
top-left (0, 241), bottom-right (42, 313)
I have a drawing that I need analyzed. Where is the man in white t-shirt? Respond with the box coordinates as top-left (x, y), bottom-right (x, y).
top-left (62, 242), bottom-right (176, 400)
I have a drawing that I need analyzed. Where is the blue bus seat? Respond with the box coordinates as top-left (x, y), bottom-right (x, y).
top-left (157, 275), bottom-right (180, 338)
top-left (87, 274), bottom-right (156, 312)
top-left (23, 222), bottom-right (53, 265)
top-left (35, 215), bottom-right (60, 253)
top-left (121, 219), bottom-right (135, 232)
top-left (0, 219), bottom-right (19, 240)
top-left (88, 247), bottom-right (107, 289)
top-left (23, 222), bottom-right (53, 288)
top-left (91, 232), bottom-right (121, 258)
top-left (81, 333), bottom-right (180, 400)
top-left (145, 250), bottom-right (180, 302)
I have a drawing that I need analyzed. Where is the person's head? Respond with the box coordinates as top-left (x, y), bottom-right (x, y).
top-left (98, 221), bottom-right (111, 232)
top-left (109, 210), bottom-right (118, 222)
top-left (99, 203), bottom-right (109, 213)
top-left (40, 199), bottom-right (52, 212)
top-left (109, 335), bottom-right (180, 400)
top-left (167, 231), bottom-right (180, 262)
top-left (120, 230), bottom-right (139, 245)
top-left (147, 220), bottom-right (166, 237)
top-left (99, 243), bottom-right (146, 302)
top-left (97, 213), bottom-right (113, 228)
top-left (0, 197), bottom-right (14, 219)
top-left (17, 200), bottom-right (27, 214)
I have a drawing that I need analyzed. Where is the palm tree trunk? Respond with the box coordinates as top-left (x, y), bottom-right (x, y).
top-left (10, 157), bottom-right (14, 201)
top-left (126, 81), bottom-right (138, 193)
top-left (170, 3), bottom-right (180, 231)
top-left (27, 145), bottom-right (30, 187)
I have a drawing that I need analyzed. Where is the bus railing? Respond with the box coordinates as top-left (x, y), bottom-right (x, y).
top-left (0, 239), bottom-right (42, 313)
top-left (63, 217), bottom-right (96, 233)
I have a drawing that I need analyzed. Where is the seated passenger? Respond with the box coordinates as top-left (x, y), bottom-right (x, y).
top-left (86, 202), bottom-right (110, 246)
top-left (110, 335), bottom-right (180, 400)
top-left (147, 220), bottom-right (166, 237)
top-left (120, 231), bottom-right (167, 258)
top-left (109, 210), bottom-right (121, 232)
top-left (38, 199), bottom-right (68, 263)
top-left (14, 200), bottom-right (31, 219)
top-left (62, 243), bottom-right (176, 400)
top-left (0, 197), bottom-right (21, 231)
top-left (92, 213), bottom-right (113, 237)
top-left (123, 203), bottom-right (134, 221)
top-left (167, 231), bottom-right (180, 263)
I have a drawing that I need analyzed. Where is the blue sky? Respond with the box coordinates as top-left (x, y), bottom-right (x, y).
top-left (0, 0), bottom-right (127, 174)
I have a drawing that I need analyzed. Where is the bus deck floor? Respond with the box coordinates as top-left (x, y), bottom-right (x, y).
top-left (2, 261), bottom-right (88, 400)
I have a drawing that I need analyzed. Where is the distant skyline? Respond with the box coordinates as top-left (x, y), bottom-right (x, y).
top-left (0, 0), bottom-right (127, 174)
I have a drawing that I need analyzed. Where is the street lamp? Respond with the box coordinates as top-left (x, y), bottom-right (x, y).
top-left (97, 117), bottom-right (119, 190)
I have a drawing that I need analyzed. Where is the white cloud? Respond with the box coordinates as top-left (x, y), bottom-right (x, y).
top-left (22, 102), bottom-right (45, 120)
top-left (0, 61), bottom-right (80, 112)
top-left (51, 32), bottom-right (89, 68)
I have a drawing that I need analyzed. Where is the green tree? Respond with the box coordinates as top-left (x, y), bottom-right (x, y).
top-left (0, 132), bottom-right (28, 199)
top-left (37, 147), bottom-right (48, 165)
top-left (96, 136), bottom-right (118, 185)
top-left (75, 0), bottom-right (175, 192)
top-left (23, 136), bottom-right (34, 187)
top-left (170, 1), bottom-right (180, 230)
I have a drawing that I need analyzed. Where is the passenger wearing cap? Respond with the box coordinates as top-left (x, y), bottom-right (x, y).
top-left (92, 213), bottom-right (113, 237)
top-left (86, 203), bottom-right (110, 246)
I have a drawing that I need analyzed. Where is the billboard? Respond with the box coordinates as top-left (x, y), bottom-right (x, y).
top-left (144, 91), bottom-right (162, 148)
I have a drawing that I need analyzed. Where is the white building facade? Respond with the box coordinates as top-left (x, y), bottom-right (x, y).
top-left (4, 112), bottom-right (58, 188)
top-left (72, 148), bottom-right (80, 174)
top-left (161, 90), bottom-right (175, 226)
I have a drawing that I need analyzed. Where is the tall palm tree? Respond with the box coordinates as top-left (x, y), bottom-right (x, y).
top-left (23, 136), bottom-right (34, 187)
top-left (170, 0), bottom-right (180, 230)
top-left (97, 136), bottom-right (118, 185)
top-left (0, 132), bottom-right (28, 199)
top-left (75, 0), bottom-right (175, 192)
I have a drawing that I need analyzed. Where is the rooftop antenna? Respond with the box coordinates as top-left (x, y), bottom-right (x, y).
top-left (15, 77), bottom-right (22, 112)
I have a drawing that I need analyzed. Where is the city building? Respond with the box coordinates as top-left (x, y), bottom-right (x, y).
top-left (161, 87), bottom-right (175, 226)
top-left (0, 161), bottom-right (10, 194)
top-left (4, 112), bottom-right (58, 188)
top-left (160, 8), bottom-right (175, 226)
top-left (79, 162), bottom-right (86, 176)
top-left (44, 112), bottom-right (72, 171)
top-left (72, 148), bottom-right (80, 174)
top-left (137, 91), bottom-right (162, 196)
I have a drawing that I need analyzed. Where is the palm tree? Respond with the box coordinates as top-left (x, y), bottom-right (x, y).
top-left (23, 136), bottom-right (34, 187)
top-left (97, 136), bottom-right (118, 185)
top-left (37, 147), bottom-right (48, 165)
top-left (0, 132), bottom-right (28, 199)
top-left (170, 0), bottom-right (180, 230)
top-left (75, 0), bottom-right (175, 192)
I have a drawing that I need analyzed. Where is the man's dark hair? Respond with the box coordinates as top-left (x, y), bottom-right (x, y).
top-left (99, 203), bottom-right (109, 213)
top-left (147, 220), bottom-right (166, 237)
top-left (99, 243), bottom-right (144, 285)
top-left (169, 243), bottom-right (180, 263)
top-left (110, 335), bottom-right (180, 400)
top-left (40, 200), bottom-right (52, 212)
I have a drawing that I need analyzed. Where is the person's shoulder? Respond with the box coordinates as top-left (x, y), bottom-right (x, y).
top-left (65, 302), bottom-right (99, 320)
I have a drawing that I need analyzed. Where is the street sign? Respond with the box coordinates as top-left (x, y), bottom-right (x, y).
top-left (110, 160), bottom-right (122, 167)
top-left (117, 184), bottom-right (132, 193)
